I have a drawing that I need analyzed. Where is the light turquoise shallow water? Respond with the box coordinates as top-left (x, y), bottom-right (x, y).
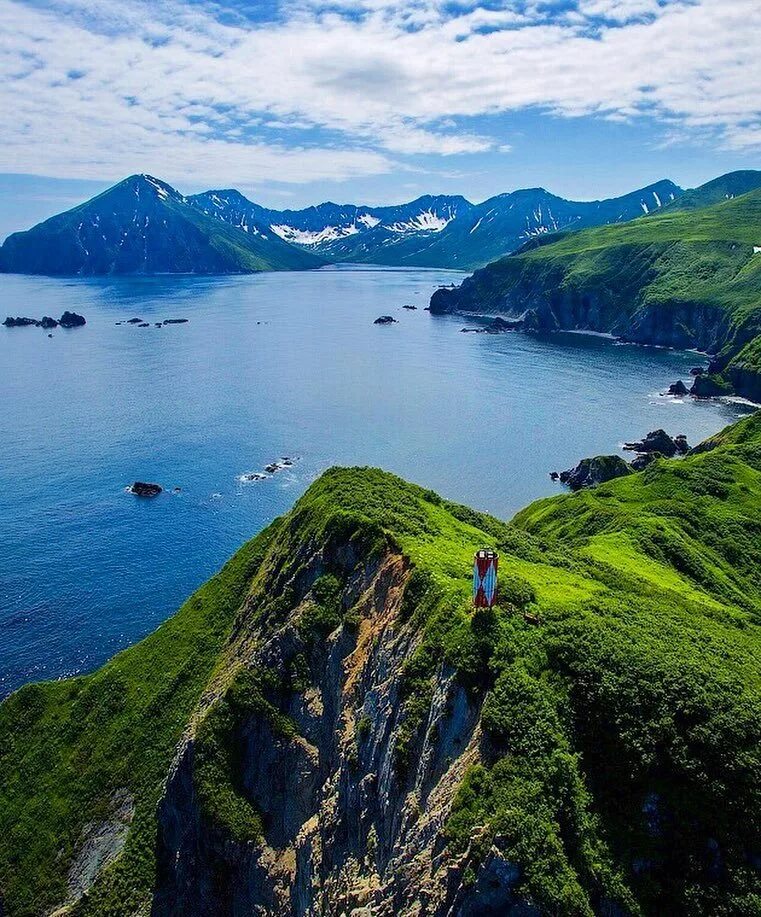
top-left (0, 265), bottom-right (752, 694)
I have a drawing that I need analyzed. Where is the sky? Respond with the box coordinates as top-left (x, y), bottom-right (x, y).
top-left (0, 0), bottom-right (759, 238)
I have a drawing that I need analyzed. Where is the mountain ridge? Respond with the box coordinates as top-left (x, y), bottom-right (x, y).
top-left (1, 173), bottom-right (687, 276)
top-left (190, 179), bottom-right (683, 270)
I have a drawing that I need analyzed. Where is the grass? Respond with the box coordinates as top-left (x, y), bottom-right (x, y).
top-left (1, 413), bottom-right (761, 914)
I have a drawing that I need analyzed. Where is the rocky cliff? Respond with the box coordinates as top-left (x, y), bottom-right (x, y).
top-left (2, 448), bottom-right (761, 915)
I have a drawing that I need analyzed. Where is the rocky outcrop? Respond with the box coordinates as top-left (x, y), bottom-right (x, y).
top-left (555, 455), bottom-right (633, 490)
top-left (630, 452), bottom-right (662, 471)
top-left (690, 374), bottom-right (733, 397)
top-left (666, 380), bottom-right (689, 396)
top-left (623, 430), bottom-right (689, 457)
top-left (59, 311), bottom-right (86, 328)
top-left (374, 315), bottom-right (397, 325)
top-left (153, 534), bottom-right (518, 916)
top-left (3, 311), bottom-right (85, 329)
top-left (129, 481), bottom-right (162, 497)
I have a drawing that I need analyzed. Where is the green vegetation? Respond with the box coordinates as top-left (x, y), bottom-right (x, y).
top-left (194, 667), bottom-right (295, 843)
top-left (431, 174), bottom-right (761, 401)
top-left (1, 413), bottom-right (761, 914)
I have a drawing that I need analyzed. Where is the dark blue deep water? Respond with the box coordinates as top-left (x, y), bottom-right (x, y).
top-left (1, 266), bottom-right (754, 694)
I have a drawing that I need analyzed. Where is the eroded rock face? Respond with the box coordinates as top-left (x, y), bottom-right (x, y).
top-left (65, 789), bottom-right (134, 907)
top-left (153, 539), bottom-right (519, 916)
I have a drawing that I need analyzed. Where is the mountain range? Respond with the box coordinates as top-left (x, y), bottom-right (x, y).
top-left (0, 175), bottom-right (324, 275)
top-left (0, 174), bottom-right (684, 276)
top-left (190, 180), bottom-right (681, 271)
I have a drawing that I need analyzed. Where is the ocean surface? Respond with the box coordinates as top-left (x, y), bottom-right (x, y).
top-left (1, 266), bottom-right (754, 695)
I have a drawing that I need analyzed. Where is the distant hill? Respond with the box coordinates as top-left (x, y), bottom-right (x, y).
top-left (665, 169), bottom-right (761, 211)
top-left (430, 171), bottom-right (761, 401)
top-left (0, 175), bottom-right (324, 276)
top-left (191, 180), bottom-right (683, 271)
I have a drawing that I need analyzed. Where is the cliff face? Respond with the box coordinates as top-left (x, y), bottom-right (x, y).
top-left (153, 530), bottom-right (515, 916)
top-left (430, 186), bottom-right (761, 402)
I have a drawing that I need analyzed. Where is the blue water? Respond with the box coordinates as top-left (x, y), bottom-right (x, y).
top-left (1, 266), bottom-right (753, 695)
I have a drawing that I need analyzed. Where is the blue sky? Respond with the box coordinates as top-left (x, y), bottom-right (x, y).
top-left (0, 0), bottom-right (758, 238)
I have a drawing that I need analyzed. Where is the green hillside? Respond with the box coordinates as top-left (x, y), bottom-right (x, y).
top-left (1, 414), bottom-right (760, 914)
top-left (430, 175), bottom-right (761, 402)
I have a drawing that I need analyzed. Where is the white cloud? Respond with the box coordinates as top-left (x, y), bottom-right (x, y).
top-left (0, 0), bottom-right (758, 188)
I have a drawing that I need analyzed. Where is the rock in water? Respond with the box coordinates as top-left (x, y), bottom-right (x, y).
top-left (557, 455), bottom-right (633, 490)
top-left (127, 318), bottom-right (143, 324)
top-left (163, 318), bottom-right (189, 324)
top-left (623, 429), bottom-right (689, 457)
top-left (40, 316), bottom-right (59, 329)
top-left (128, 482), bottom-right (162, 497)
top-left (59, 311), bottom-right (86, 328)
top-left (373, 315), bottom-right (397, 324)
top-left (666, 380), bottom-right (689, 396)
top-left (3, 316), bottom-right (39, 327)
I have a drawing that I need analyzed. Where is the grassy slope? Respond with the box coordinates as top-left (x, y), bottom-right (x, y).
top-left (432, 181), bottom-right (761, 392)
top-left (1, 416), bottom-right (761, 914)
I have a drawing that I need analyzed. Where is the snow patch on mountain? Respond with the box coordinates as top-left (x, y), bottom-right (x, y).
top-left (388, 209), bottom-right (454, 233)
top-left (271, 223), bottom-right (360, 245)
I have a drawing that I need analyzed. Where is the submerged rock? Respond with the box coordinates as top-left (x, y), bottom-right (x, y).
top-left (128, 482), bottom-right (162, 497)
top-left (557, 455), bottom-right (633, 490)
top-left (163, 318), bottom-right (189, 324)
top-left (373, 315), bottom-right (397, 325)
top-left (624, 429), bottom-right (689, 457)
